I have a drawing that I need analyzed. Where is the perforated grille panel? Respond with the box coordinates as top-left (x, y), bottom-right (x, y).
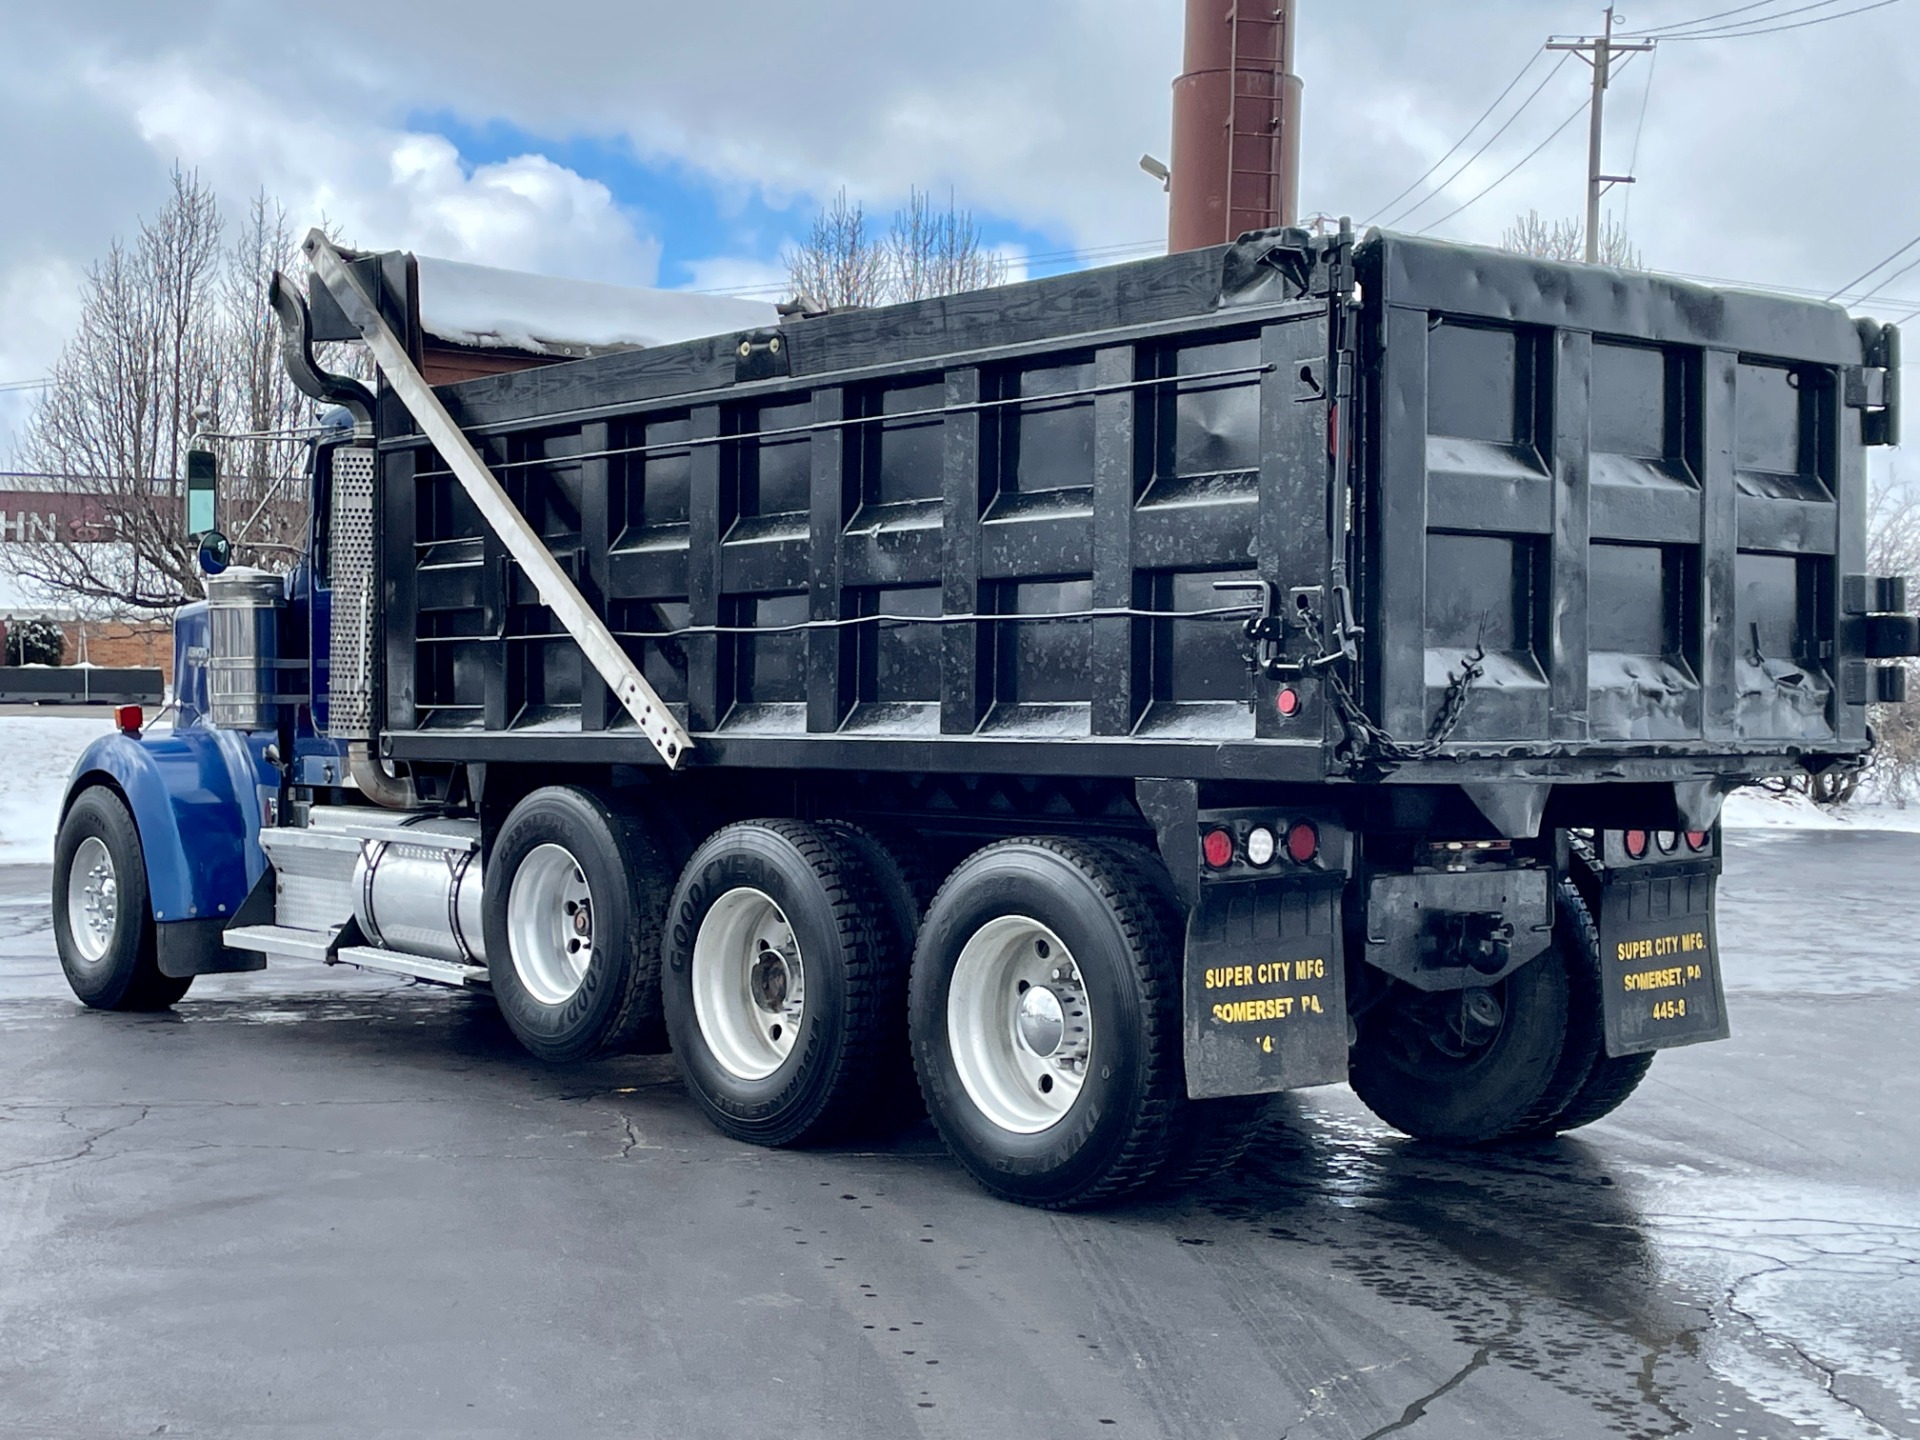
top-left (328, 445), bottom-right (377, 738)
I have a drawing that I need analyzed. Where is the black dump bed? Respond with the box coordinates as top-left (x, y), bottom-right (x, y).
top-left (355, 229), bottom-right (1901, 799)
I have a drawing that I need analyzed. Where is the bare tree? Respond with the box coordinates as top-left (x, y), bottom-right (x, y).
top-left (785, 187), bottom-right (1008, 309)
top-left (8, 172), bottom-right (339, 616)
top-left (785, 190), bottom-right (889, 310)
top-left (215, 192), bottom-right (318, 568)
top-left (1862, 469), bottom-right (1920, 804)
top-left (885, 187), bottom-right (1009, 301)
top-left (1501, 209), bottom-right (1643, 269)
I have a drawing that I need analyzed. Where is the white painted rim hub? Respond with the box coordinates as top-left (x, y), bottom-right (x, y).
top-left (947, 915), bottom-right (1093, 1134)
top-left (692, 887), bottom-right (806, 1082)
top-left (507, 843), bottom-right (595, 1005)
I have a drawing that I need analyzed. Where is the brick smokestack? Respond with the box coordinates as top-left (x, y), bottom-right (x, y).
top-left (1167, 0), bottom-right (1303, 253)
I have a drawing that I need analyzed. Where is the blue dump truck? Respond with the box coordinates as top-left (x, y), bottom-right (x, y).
top-left (50, 224), bottom-right (1915, 1208)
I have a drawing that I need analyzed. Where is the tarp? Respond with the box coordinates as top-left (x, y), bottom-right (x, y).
top-left (414, 257), bottom-right (782, 356)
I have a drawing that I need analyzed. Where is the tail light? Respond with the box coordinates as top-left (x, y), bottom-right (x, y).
top-left (1685, 830), bottom-right (1711, 852)
top-left (1275, 687), bottom-right (1302, 718)
top-left (1245, 827), bottom-right (1277, 866)
top-left (1623, 830), bottom-right (1649, 859)
top-left (1202, 829), bottom-right (1235, 869)
top-left (1285, 821), bottom-right (1320, 864)
top-left (114, 705), bottom-right (143, 736)
top-left (1656, 831), bottom-right (1681, 854)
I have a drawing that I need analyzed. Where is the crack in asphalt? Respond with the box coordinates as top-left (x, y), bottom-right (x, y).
top-left (1341, 1300), bottom-right (1524, 1439)
top-left (1721, 1262), bottom-right (1907, 1440)
top-left (0, 1104), bottom-right (150, 1180)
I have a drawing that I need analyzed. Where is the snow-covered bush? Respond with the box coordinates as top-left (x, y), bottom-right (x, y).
top-left (4, 617), bottom-right (65, 667)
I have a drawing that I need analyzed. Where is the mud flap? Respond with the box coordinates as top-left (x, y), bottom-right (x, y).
top-left (1597, 868), bottom-right (1730, 1057)
top-left (1183, 879), bottom-right (1348, 1099)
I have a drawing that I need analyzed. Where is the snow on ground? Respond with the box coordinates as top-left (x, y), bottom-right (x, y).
top-left (0, 714), bottom-right (112, 863)
top-left (1721, 786), bottom-right (1920, 833)
top-left (0, 711), bottom-right (1915, 869)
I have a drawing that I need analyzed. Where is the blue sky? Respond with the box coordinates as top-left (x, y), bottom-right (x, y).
top-left (409, 110), bottom-right (1080, 296)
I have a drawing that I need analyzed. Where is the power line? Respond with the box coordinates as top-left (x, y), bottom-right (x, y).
top-left (0, 379), bottom-right (51, 394)
top-left (1415, 91), bottom-right (1596, 235)
top-left (1382, 52), bottom-right (1576, 228)
top-left (1623, 41), bottom-right (1660, 233)
top-left (1656, 0), bottom-right (1901, 38)
top-left (1358, 47), bottom-right (1547, 226)
top-left (1620, 0), bottom-right (1790, 33)
top-left (1631, 0), bottom-right (1845, 34)
top-left (1827, 228), bottom-right (1920, 300)
top-left (1411, 46), bottom-right (1644, 240)
top-left (1854, 250), bottom-right (1920, 307)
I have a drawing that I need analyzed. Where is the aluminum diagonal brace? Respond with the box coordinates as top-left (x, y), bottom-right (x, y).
top-left (302, 231), bottom-right (692, 768)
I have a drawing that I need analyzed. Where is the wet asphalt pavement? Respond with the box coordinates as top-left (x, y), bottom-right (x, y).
top-left (1, 830), bottom-right (1916, 1439)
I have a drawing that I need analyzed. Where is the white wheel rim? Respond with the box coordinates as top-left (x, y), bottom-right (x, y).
top-left (66, 835), bottom-right (118, 966)
top-left (947, 915), bottom-right (1093, 1135)
top-left (691, 887), bottom-right (805, 1081)
top-left (507, 843), bottom-right (596, 1006)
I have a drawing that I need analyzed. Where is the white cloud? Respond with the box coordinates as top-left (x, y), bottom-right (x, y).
top-left (109, 60), bottom-right (660, 284)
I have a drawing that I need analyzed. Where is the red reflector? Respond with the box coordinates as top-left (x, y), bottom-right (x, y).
top-left (1285, 822), bottom-right (1319, 864)
top-left (114, 705), bottom-right (143, 735)
top-left (1623, 830), bottom-right (1649, 859)
top-left (1276, 686), bottom-right (1302, 717)
top-left (1685, 830), bottom-right (1710, 852)
top-left (1202, 829), bottom-right (1235, 869)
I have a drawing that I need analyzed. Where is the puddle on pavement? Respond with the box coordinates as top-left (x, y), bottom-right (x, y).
top-left (1190, 1097), bottom-right (1920, 1439)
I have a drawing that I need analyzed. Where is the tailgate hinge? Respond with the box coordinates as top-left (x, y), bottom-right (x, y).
top-left (1847, 320), bottom-right (1901, 447)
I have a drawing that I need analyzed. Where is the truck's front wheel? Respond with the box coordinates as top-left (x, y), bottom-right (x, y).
top-left (909, 839), bottom-right (1182, 1209)
top-left (484, 787), bottom-right (675, 1063)
top-left (53, 787), bottom-right (191, 1011)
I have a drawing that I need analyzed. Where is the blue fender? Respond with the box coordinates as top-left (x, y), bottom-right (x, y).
top-left (62, 724), bottom-right (277, 926)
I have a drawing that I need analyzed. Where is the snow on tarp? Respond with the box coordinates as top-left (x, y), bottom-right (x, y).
top-left (414, 257), bottom-right (782, 357)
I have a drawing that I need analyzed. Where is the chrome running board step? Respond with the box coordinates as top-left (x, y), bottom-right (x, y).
top-left (223, 924), bottom-right (337, 964)
top-left (333, 945), bottom-right (490, 989)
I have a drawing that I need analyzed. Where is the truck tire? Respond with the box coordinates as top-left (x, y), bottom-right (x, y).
top-left (1348, 878), bottom-right (1597, 1145)
top-left (1525, 880), bottom-right (1657, 1133)
top-left (662, 820), bottom-right (898, 1146)
top-left (819, 821), bottom-right (931, 1132)
top-left (53, 787), bottom-right (191, 1011)
top-left (1146, 1095), bottom-right (1274, 1197)
top-left (484, 786), bottom-right (675, 1064)
top-left (909, 838), bottom-right (1182, 1210)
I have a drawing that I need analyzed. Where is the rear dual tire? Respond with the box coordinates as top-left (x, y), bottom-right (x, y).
top-left (909, 839), bottom-right (1187, 1210)
top-left (1349, 879), bottom-right (1653, 1143)
top-left (663, 820), bottom-right (909, 1146)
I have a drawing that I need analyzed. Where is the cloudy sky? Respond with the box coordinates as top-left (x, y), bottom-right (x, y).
top-left (3, 0), bottom-right (1917, 461)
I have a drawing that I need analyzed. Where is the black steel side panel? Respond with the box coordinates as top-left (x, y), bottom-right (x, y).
top-left (381, 244), bottom-right (1336, 779)
top-left (1357, 234), bottom-right (1871, 762)
top-left (369, 231), bottom-right (1877, 784)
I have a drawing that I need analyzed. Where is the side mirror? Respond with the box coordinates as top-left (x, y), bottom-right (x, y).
top-left (198, 531), bottom-right (232, 576)
top-left (186, 447), bottom-right (218, 538)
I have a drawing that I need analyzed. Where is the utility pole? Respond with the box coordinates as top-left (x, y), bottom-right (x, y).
top-left (1548, 8), bottom-right (1654, 262)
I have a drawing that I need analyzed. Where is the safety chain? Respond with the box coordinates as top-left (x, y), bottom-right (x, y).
top-left (1324, 645), bottom-right (1486, 769)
